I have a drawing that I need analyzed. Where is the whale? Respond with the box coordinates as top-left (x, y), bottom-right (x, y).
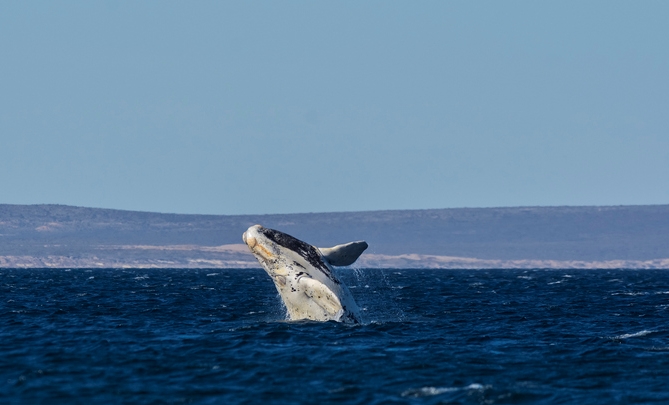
top-left (242, 225), bottom-right (367, 323)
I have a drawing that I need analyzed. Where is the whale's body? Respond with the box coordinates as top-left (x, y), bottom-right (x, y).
top-left (242, 225), bottom-right (367, 323)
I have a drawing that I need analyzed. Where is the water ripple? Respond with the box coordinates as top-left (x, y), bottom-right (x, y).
top-left (1, 268), bottom-right (669, 403)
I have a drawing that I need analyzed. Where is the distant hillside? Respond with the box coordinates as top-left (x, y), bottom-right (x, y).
top-left (1, 204), bottom-right (669, 268)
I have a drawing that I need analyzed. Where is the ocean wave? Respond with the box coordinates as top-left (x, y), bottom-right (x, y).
top-left (611, 291), bottom-right (648, 296)
top-left (402, 383), bottom-right (489, 397)
top-left (611, 330), bottom-right (655, 340)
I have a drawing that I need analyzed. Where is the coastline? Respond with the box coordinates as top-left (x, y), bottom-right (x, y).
top-left (2, 244), bottom-right (669, 269)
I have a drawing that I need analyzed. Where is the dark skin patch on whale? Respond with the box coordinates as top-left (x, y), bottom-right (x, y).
top-left (292, 261), bottom-right (306, 269)
top-left (262, 227), bottom-right (340, 284)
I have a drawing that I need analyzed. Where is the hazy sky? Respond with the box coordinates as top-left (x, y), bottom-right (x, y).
top-left (1, 1), bottom-right (667, 215)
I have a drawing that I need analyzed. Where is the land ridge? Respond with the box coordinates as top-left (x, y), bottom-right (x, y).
top-left (1, 203), bottom-right (668, 269)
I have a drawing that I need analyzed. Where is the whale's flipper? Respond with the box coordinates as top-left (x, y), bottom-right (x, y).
top-left (297, 277), bottom-right (343, 315)
top-left (319, 241), bottom-right (368, 266)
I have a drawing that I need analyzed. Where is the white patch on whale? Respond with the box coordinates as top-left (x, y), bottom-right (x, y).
top-left (242, 225), bottom-right (367, 323)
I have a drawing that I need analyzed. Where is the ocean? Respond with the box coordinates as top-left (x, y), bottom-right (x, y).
top-left (2, 268), bottom-right (669, 404)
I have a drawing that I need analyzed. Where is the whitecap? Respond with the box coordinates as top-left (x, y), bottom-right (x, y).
top-left (612, 330), bottom-right (654, 340)
top-left (402, 387), bottom-right (458, 397)
top-left (401, 383), bottom-right (488, 397)
top-left (611, 292), bottom-right (648, 296)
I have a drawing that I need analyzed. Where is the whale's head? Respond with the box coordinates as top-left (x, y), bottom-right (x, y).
top-left (242, 225), bottom-right (276, 263)
top-left (242, 225), bottom-right (330, 278)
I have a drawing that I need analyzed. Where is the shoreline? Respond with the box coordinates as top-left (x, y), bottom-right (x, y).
top-left (2, 247), bottom-right (669, 270)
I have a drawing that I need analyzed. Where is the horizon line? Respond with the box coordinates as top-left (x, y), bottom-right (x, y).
top-left (2, 202), bottom-right (668, 218)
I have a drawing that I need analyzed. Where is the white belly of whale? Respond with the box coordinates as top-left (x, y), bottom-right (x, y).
top-left (242, 225), bottom-right (366, 323)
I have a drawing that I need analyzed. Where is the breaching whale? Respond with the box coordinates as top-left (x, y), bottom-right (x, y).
top-left (242, 225), bottom-right (367, 323)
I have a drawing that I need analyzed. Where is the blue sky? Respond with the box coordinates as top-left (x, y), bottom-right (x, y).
top-left (1, 1), bottom-right (667, 215)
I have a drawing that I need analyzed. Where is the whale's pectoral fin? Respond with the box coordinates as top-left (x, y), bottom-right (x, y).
top-left (297, 277), bottom-right (343, 316)
top-left (318, 241), bottom-right (368, 266)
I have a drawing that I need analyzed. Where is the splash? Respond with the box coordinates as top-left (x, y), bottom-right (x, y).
top-left (344, 267), bottom-right (406, 323)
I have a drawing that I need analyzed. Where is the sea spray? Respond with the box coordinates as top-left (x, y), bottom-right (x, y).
top-left (341, 267), bottom-right (406, 323)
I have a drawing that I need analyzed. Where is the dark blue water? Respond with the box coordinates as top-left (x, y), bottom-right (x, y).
top-left (2, 268), bottom-right (669, 404)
